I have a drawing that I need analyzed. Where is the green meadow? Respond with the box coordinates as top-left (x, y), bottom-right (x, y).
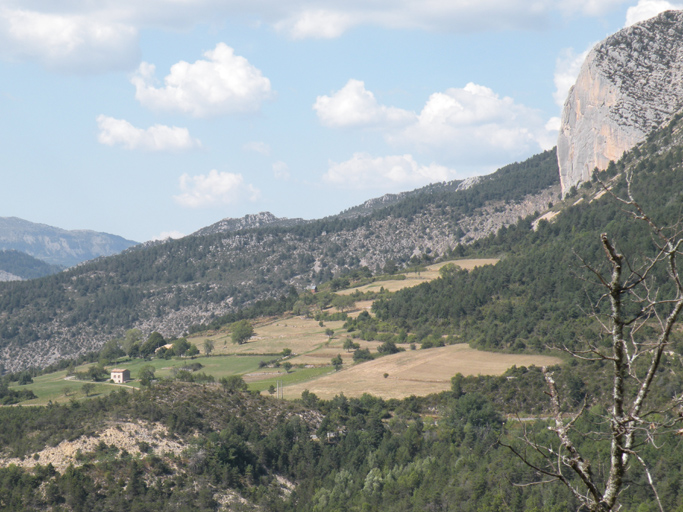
top-left (8, 354), bottom-right (319, 406)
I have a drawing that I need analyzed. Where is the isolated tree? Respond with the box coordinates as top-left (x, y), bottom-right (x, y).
top-left (343, 338), bottom-right (356, 352)
top-left (331, 354), bottom-right (343, 371)
top-left (332, 294), bottom-right (356, 313)
top-left (507, 173), bottom-right (683, 512)
top-left (281, 347), bottom-right (292, 358)
top-left (81, 383), bottom-right (95, 397)
top-left (377, 340), bottom-right (400, 355)
top-left (282, 362), bottom-right (293, 373)
top-left (231, 320), bottom-right (254, 345)
top-left (203, 339), bottom-right (214, 356)
top-left (325, 328), bottom-right (335, 339)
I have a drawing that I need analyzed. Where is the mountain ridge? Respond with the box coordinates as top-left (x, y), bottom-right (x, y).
top-left (0, 150), bottom-right (559, 371)
top-left (0, 217), bottom-right (139, 268)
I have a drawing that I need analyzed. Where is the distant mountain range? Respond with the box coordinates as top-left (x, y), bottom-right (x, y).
top-left (0, 217), bottom-right (138, 268)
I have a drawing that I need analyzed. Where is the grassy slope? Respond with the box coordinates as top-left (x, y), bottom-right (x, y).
top-left (11, 258), bottom-right (560, 403)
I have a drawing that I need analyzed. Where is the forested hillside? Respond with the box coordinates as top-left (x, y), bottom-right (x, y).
top-left (4, 99), bottom-right (683, 512)
top-left (0, 150), bottom-right (559, 372)
top-left (0, 250), bottom-right (64, 281)
top-left (370, 113), bottom-right (683, 355)
top-left (2, 366), bottom-right (683, 511)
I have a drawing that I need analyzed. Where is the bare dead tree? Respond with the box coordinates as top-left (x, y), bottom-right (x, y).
top-left (505, 170), bottom-right (683, 511)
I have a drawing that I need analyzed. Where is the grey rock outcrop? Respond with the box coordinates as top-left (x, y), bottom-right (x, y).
top-left (558, 10), bottom-right (683, 194)
top-left (191, 211), bottom-right (306, 237)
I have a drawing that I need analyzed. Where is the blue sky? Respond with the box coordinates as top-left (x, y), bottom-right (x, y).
top-left (0, 0), bottom-right (677, 242)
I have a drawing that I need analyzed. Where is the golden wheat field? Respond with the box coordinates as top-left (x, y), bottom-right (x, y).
top-left (283, 344), bottom-right (561, 399)
top-left (336, 258), bottom-right (499, 295)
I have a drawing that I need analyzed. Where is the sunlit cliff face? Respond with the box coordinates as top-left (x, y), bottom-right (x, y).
top-left (558, 10), bottom-right (683, 195)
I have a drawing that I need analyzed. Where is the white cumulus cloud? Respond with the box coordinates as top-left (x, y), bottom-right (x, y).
top-left (317, 80), bottom-right (556, 168)
top-left (132, 43), bottom-right (273, 118)
top-left (174, 170), bottom-right (261, 208)
top-left (324, 153), bottom-right (456, 190)
top-left (314, 79), bottom-right (416, 128)
top-left (625, 0), bottom-right (682, 26)
top-left (0, 7), bottom-right (138, 72)
top-left (392, 83), bottom-right (555, 164)
top-left (96, 115), bottom-right (200, 151)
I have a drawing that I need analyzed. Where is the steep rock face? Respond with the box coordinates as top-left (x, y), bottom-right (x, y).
top-left (558, 10), bottom-right (683, 194)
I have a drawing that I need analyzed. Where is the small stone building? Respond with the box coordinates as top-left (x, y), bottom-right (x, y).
top-left (110, 368), bottom-right (130, 384)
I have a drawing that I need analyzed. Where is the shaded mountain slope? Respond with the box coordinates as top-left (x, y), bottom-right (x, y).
top-left (0, 250), bottom-right (64, 281)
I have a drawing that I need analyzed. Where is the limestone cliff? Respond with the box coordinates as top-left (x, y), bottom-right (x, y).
top-left (558, 10), bottom-right (683, 194)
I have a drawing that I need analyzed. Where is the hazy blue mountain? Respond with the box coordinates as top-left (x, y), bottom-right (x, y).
top-left (0, 217), bottom-right (138, 267)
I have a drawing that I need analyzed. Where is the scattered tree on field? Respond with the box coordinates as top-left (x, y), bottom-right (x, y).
top-left (331, 354), bottom-right (343, 371)
top-left (81, 383), bottom-right (95, 397)
top-left (343, 338), bottom-right (359, 352)
top-left (203, 340), bottom-right (214, 356)
top-left (231, 320), bottom-right (254, 345)
top-left (332, 294), bottom-right (356, 313)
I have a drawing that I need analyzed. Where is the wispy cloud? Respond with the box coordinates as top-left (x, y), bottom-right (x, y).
top-left (0, 1), bottom-right (629, 72)
top-left (324, 153), bottom-right (456, 190)
top-left (243, 141), bottom-right (271, 155)
top-left (97, 115), bottom-right (200, 151)
top-left (272, 161), bottom-right (291, 180)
